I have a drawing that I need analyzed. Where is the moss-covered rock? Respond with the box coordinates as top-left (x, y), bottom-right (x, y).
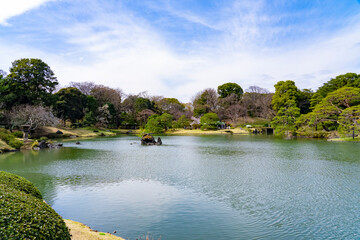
top-left (0, 185), bottom-right (71, 240)
top-left (0, 171), bottom-right (42, 199)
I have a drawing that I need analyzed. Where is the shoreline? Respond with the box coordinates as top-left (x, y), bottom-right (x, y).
top-left (64, 219), bottom-right (124, 240)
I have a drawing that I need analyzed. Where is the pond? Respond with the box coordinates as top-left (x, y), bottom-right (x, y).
top-left (1, 135), bottom-right (359, 239)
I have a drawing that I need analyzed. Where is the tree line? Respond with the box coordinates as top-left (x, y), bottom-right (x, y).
top-left (0, 58), bottom-right (358, 137)
top-left (0, 58), bottom-right (274, 133)
top-left (271, 73), bottom-right (360, 137)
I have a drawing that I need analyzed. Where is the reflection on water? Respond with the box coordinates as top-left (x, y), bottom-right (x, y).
top-left (0, 135), bottom-right (360, 239)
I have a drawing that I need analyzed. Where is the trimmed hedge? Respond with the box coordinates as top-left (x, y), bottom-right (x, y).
top-left (0, 185), bottom-right (71, 240)
top-left (0, 171), bottom-right (42, 199)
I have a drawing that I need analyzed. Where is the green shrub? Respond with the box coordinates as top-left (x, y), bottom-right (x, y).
top-left (0, 129), bottom-right (24, 149)
top-left (0, 185), bottom-right (71, 240)
top-left (32, 140), bottom-right (39, 149)
top-left (200, 124), bottom-right (217, 130)
top-left (39, 136), bottom-right (48, 141)
top-left (12, 131), bottom-right (24, 138)
top-left (8, 139), bottom-right (24, 149)
top-left (0, 171), bottom-right (42, 199)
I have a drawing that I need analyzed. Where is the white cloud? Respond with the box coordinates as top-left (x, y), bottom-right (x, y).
top-left (0, 0), bottom-right (52, 25)
top-left (1, 0), bottom-right (360, 102)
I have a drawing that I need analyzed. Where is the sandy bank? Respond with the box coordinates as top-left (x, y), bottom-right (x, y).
top-left (64, 219), bottom-right (124, 240)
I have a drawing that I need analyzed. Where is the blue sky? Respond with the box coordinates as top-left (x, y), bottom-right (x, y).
top-left (0, 0), bottom-right (360, 101)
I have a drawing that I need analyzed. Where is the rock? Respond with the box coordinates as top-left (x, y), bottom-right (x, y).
top-left (141, 134), bottom-right (156, 145)
top-left (33, 147), bottom-right (40, 151)
top-left (38, 141), bottom-right (47, 149)
top-left (99, 133), bottom-right (105, 136)
top-left (56, 130), bottom-right (63, 134)
top-left (37, 141), bottom-right (63, 149)
top-left (76, 141), bottom-right (81, 145)
top-left (141, 134), bottom-right (163, 146)
top-left (69, 135), bottom-right (77, 138)
top-left (93, 130), bottom-right (99, 132)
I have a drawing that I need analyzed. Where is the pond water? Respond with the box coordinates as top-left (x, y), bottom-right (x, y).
top-left (1, 135), bottom-right (360, 239)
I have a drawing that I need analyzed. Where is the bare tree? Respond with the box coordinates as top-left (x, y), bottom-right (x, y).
top-left (7, 105), bottom-right (60, 140)
top-left (69, 81), bottom-right (96, 95)
top-left (91, 85), bottom-right (124, 112)
top-left (242, 86), bottom-right (275, 119)
top-left (192, 88), bottom-right (219, 116)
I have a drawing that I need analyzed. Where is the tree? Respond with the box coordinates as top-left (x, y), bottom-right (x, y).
top-left (156, 98), bottom-right (185, 119)
top-left (7, 105), bottom-right (59, 140)
top-left (69, 81), bottom-right (96, 95)
top-left (90, 85), bottom-right (123, 112)
top-left (241, 86), bottom-right (274, 119)
top-left (271, 100), bottom-right (300, 136)
top-left (144, 113), bottom-right (174, 133)
top-left (135, 97), bottom-right (154, 113)
top-left (200, 112), bottom-right (220, 130)
top-left (144, 114), bottom-right (163, 133)
top-left (192, 88), bottom-right (218, 117)
top-left (0, 58), bottom-right (58, 108)
top-left (298, 87), bottom-right (360, 132)
top-left (217, 82), bottom-right (243, 99)
top-left (54, 87), bottom-right (87, 125)
top-left (272, 80), bottom-right (300, 112)
top-left (158, 113), bottom-right (173, 130)
top-left (137, 109), bottom-right (155, 127)
top-left (310, 73), bottom-right (360, 108)
top-left (298, 89), bottom-right (313, 114)
top-left (177, 115), bottom-right (190, 128)
top-left (338, 105), bottom-right (360, 133)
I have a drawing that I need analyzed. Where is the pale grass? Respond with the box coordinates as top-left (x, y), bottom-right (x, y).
top-left (64, 219), bottom-right (124, 240)
top-left (165, 128), bottom-right (249, 135)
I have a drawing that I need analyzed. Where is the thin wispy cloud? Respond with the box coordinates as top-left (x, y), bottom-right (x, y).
top-left (0, 0), bottom-right (360, 101)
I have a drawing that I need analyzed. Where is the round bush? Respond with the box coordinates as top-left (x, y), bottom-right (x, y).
top-left (0, 171), bottom-right (42, 199)
top-left (0, 185), bottom-right (71, 240)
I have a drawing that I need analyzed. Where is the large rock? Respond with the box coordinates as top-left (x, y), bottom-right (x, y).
top-left (141, 134), bottom-right (162, 145)
top-left (36, 141), bottom-right (63, 150)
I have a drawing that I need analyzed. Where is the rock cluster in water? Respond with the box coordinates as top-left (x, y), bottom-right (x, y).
top-left (33, 141), bottom-right (63, 150)
top-left (141, 134), bottom-right (162, 146)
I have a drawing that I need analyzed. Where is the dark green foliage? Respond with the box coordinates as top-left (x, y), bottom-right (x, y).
top-left (311, 73), bottom-right (360, 108)
top-left (12, 131), bottom-right (24, 138)
top-left (200, 113), bottom-right (219, 130)
top-left (217, 82), bottom-right (243, 99)
top-left (0, 171), bottom-right (42, 199)
top-left (144, 114), bottom-right (163, 133)
top-left (272, 80), bottom-right (300, 112)
top-left (0, 58), bottom-right (58, 108)
top-left (54, 87), bottom-right (87, 124)
top-left (299, 89), bottom-right (313, 114)
top-left (0, 129), bottom-right (24, 149)
top-left (271, 99), bottom-right (300, 135)
top-left (316, 73), bottom-right (360, 98)
top-left (144, 113), bottom-right (174, 133)
top-left (0, 185), bottom-right (70, 240)
top-left (177, 115), bottom-right (190, 128)
top-left (135, 97), bottom-right (154, 112)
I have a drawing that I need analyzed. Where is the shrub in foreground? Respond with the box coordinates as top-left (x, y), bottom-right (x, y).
top-left (0, 185), bottom-right (71, 240)
top-left (0, 171), bottom-right (42, 199)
